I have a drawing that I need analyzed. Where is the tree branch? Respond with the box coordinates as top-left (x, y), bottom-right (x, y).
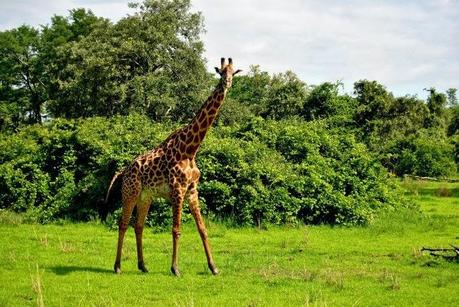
top-left (421, 246), bottom-right (459, 261)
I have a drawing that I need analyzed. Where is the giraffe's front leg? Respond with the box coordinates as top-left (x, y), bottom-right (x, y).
top-left (170, 186), bottom-right (185, 277)
top-left (188, 182), bottom-right (219, 275)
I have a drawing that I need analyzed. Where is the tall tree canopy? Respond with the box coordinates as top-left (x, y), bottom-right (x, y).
top-left (0, 0), bottom-right (210, 127)
top-left (0, 25), bottom-right (43, 127)
top-left (47, 0), bottom-right (209, 121)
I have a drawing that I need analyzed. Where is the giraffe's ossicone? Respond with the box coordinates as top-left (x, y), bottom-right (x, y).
top-left (106, 57), bottom-right (242, 276)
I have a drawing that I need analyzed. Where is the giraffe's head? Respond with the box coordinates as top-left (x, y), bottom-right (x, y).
top-left (214, 57), bottom-right (242, 89)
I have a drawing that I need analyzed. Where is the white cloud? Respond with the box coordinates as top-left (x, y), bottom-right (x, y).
top-left (0, 0), bottom-right (131, 29)
top-left (1, 0), bottom-right (457, 97)
top-left (73, 0), bottom-right (133, 21)
top-left (193, 0), bottom-right (459, 97)
top-left (0, 0), bottom-right (73, 29)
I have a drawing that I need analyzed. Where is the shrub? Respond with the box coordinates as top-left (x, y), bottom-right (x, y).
top-left (386, 131), bottom-right (457, 177)
top-left (201, 118), bottom-right (403, 225)
top-left (0, 114), bottom-right (172, 223)
top-left (0, 115), bottom-right (404, 226)
top-left (198, 136), bottom-right (301, 226)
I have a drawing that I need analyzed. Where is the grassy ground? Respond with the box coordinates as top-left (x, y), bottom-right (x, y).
top-left (1, 180), bottom-right (458, 306)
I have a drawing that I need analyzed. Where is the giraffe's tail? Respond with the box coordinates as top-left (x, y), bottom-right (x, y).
top-left (105, 170), bottom-right (124, 204)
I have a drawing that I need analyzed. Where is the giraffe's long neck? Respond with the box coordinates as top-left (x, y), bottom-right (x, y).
top-left (182, 83), bottom-right (227, 158)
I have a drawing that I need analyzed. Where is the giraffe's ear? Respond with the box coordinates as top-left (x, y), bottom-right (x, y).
top-left (233, 69), bottom-right (242, 76)
top-left (214, 67), bottom-right (222, 75)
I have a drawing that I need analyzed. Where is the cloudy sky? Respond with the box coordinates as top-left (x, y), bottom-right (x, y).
top-left (1, 0), bottom-right (458, 98)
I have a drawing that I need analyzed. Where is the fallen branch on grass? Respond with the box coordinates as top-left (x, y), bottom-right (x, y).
top-left (421, 245), bottom-right (459, 261)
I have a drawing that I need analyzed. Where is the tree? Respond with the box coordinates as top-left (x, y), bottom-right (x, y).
top-left (0, 9), bottom-right (104, 129)
top-left (353, 80), bottom-right (393, 126)
top-left (262, 70), bottom-right (308, 120)
top-left (352, 80), bottom-right (396, 149)
top-left (40, 9), bottom-right (106, 118)
top-left (424, 87), bottom-right (447, 129)
top-left (448, 105), bottom-right (459, 136)
top-left (228, 65), bottom-right (271, 116)
top-left (389, 130), bottom-right (456, 177)
top-left (302, 81), bottom-right (356, 121)
top-left (446, 88), bottom-right (458, 107)
top-left (388, 95), bottom-right (428, 135)
top-left (0, 25), bottom-right (44, 126)
top-left (47, 0), bottom-right (210, 122)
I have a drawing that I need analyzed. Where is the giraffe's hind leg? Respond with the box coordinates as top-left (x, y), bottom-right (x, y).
top-left (188, 182), bottom-right (218, 275)
top-left (114, 192), bottom-right (139, 274)
top-left (135, 197), bottom-right (151, 273)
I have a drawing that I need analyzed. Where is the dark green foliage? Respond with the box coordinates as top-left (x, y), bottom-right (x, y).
top-left (353, 80), bottom-right (395, 137)
top-left (0, 25), bottom-right (43, 126)
top-left (0, 115), bottom-right (401, 226)
top-left (47, 0), bottom-right (209, 122)
top-left (214, 97), bottom-right (254, 126)
top-left (348, 80), bottom-right (458, 177)
top-left (425, 88), bottom-right (448, 129)
top-left (198, 133), bottom-right (300, 226)
top-left (227, 65), bottom-right (271, 116)
top-left (450, 134), bottom-right (459, 166)
top-left (446, 88), bottom-right (458, 107)
top-left (447, 106), bottom-right (459, 136)
top-left (0, 114), bottom-right (171, 222)
top-left (0, 9), bottom-right (109, 129)
top-left (363, 95), bottom-right (429, 157)
top-left (261, 71), bottom-right (308, 120)
top-left (302, 82), bottom-right (356, 121)
top-left (227, 66), bottom-right (308, 120)
top-left (1, 1), bottom-right (457, 228)
top-left (0, 1), bottom-right (210, 126)
top-left (385, 130), bottom-right (457, 177)
top-left (225, 119), bottom-right (401, 225)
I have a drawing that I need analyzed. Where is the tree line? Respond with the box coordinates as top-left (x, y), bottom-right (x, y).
top-left (1, 0), bottom-right (458, 225)
top-left (0, 1), bottom-right (210, 127)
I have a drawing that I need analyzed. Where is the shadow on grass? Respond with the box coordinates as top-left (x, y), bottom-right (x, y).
top-left (418, 187), bottom-right (459, 197)
top-left (48, 265), bottom-right (113, 275)
top-left (48, 265), bottom-right (175, 276)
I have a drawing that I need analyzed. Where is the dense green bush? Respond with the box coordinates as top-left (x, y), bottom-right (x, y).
top-left (0, 114), bottom-right (172, 223)
top-left (383, 130), bottom-right (457, 177)
top-left (0, 0), bottom-right (456, 231)
top-left (216, 119), bottom-right (402, 225)
top-left (0, 114), bottom-right (403, 226)
top-left (198, 134), bottom-right (301, 226)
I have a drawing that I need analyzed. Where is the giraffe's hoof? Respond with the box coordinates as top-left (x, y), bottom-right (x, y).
top-left (114, 261), bottom-right (121, 274)
top-left (138, 262), bottom-right (149, 273)
top-left (171, 266), bottom-right (181, 277)
top-left (209, 264), bottom-right (219, 275)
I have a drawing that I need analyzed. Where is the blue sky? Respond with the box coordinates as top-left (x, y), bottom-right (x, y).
top-left (1, 0), bottom-right (458, 98)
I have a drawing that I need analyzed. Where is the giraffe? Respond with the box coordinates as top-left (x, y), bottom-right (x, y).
top-left (105, 57), bottom-right (242, 276)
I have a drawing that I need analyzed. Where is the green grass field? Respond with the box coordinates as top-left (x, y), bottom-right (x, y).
top-left (1, 180), bottom-right (458, 306)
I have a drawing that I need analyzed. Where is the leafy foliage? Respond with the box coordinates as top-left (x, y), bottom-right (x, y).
top-left (0, 25), bottom-right (43, 126)
top-left (0, 1), bottom-right (210, 124)
top-left (386, 130), bottom-right (457, 177)
top-left (261, 71), bottom-right (308, 120)
top-left (302, 82), bottom-right (356, 121)
top-left (0, 115), bottom-right (401, 226)
top-left (1, 1), bottom-right (458, 228)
